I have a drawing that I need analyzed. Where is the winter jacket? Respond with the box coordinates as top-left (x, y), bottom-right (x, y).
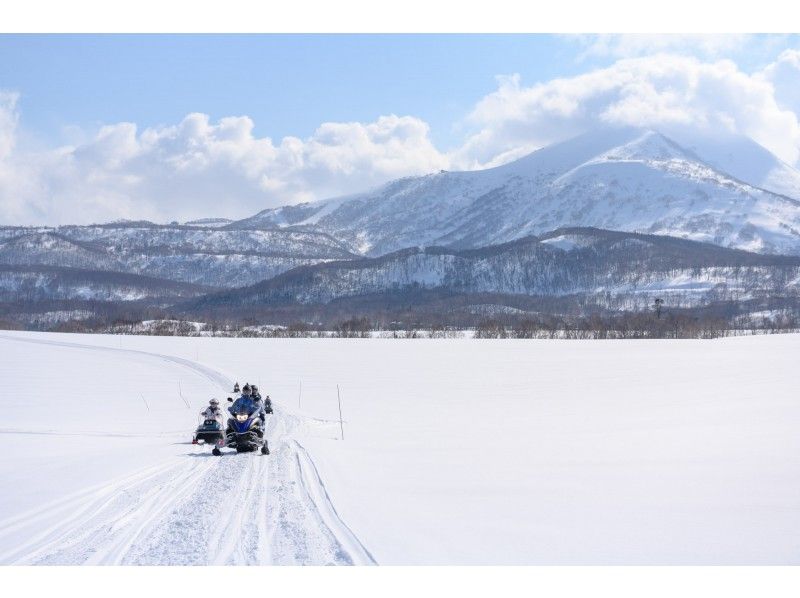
top-left (231, 396), bottom-right (261, 416)
top-left (200, 406), bottom-right (223, 422)
top-left (230, 395), bottom-right (270, 420)
top-left (252, 393), bottom-right (273, 416)
top-left (253, 397), bottom-right (267, 419)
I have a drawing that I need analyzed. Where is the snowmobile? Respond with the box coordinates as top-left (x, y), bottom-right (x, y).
top-left (192, 415), bottom-right (225, 449)
top-left (214, 396), bottom-right (269, 456)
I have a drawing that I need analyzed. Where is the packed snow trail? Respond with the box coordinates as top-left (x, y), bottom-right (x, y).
top-left (0, 334), bottom-right (375, 565)
top-left (4, 331), bottom-right (800, 563)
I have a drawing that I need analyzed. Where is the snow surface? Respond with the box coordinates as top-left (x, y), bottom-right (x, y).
top-left (231, 127), bottom-right (800, 257)
top-left (539, 234), bottom-right (581, 251)
top-left (672, 128), bottom-right (800, 201)
top-left (1, 331), bottom-right (799, 565)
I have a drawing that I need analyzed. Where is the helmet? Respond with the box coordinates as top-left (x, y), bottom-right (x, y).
top-left (209, 398), bottom-right (219, 406)
top-left (252, 385), bottom-right (258, 392)
top-left (242, 384), bottom-right (252, 396)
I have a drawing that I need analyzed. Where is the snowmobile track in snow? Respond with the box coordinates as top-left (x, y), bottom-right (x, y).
top-left (0, 334), bottom-right (375, 565)
top-left (291, 439), bottom-right (376, 564)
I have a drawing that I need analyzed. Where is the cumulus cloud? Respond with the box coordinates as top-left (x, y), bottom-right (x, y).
top-left (0, 93), bottom-right (43, 224)
top-left (3, 48), bottom-right (800, 226)
top-left (758, 49), bottom-right (800, 116)
top-left (0, 109), bottom-right (447, 225)
top-left (454, 54), bottom-right (800, 169)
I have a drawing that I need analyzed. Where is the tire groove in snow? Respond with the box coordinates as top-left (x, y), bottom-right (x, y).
top-left (292, 440), bottom-right (377, 565)
top-left (208, 455), bottom-right (263, 565)
top-left (0, 333), bottom-right (375, 565)
top-left (86, 459), bottom-right (218, 565)
top-left (265, 412), bottom-right (377, 566)
top-left (0, 459), bottom-right (180, 544)
top-left (7, 458), bottom-right (214, 565)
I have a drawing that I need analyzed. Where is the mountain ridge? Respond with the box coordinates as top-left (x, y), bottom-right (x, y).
top-left (181, 227), bottom-right (800, 316)
top-left (229, 127), bottom-right (800, 257)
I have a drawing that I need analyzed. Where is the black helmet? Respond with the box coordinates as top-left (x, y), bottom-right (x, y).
top-left (242, 384), bottom-right (252, 396)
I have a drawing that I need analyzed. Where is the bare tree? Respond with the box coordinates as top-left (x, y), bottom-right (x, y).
top-left (654, 297), bottom-right (664, 319)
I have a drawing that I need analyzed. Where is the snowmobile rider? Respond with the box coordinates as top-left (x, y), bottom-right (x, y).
top-left (231, 383), bottom-right (267, 424)
top-left (200, 398), bottom-right (223, 424)
top-left (252, 385), bottom-right (273, 414)
top-left (242, 383), bottom-right (269, 424)
top-left (250, 385), bottom-right (273, 416)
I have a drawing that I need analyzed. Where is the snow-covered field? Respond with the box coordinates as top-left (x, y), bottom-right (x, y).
top-left (0, 331), bottom-right (798, 565)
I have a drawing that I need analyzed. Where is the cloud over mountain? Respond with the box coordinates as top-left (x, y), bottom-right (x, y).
top-left (0, 107), bottom-right (447, 225)
top-left (2, 48), bottom-right (800, 225)
top-left (456, 54), bottom-right (800, 169)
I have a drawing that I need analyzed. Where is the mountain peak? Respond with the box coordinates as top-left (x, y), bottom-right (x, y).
top-left (226, 126), bottom-right (800, 257)
top-left (591, 129), bottom-right (688, 162)
top-left (490, 126), bottom-right (678, 180)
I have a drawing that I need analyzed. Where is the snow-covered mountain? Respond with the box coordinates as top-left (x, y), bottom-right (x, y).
top-left (0, 223), bottom-right (357, 288)
top-left (5, 127), bottom-right (800, 326)
top-left (185, 228), bottom-right (800, 315)
top-left (670, 129), bottom-right (800, 200)
top-left (0, 265), bottom-right (211, 303)
top-left (182, 218), bottom-right (234, 228)
top-left (237, 127), bottom-right (800, 256)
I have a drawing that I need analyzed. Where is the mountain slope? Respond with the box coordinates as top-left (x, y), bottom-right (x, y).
top-left (672, 129), bottom-right (800, 201)
top-left (0, 223), bottom-right (358, 288)
top-left (183, 228), bottom-right (800, 314)
top-left (0, 265), bottom-right (213, 302)
top-left (235, 128), bottom-right (800, 256)
top-left (0, 232), bottom-right (124, 271)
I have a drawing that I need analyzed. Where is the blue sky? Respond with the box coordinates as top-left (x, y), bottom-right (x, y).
top-left (0, 34), bottom-right (586, 148)
top-left (2, 34), bottom-right (791, 149)
top-left (1, 34), bottom-right (799, 224)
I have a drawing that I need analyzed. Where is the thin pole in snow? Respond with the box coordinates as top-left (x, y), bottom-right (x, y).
top-left (177, 380), bottom-right (190, 408)
top-left (298, 378), bottom-right (302, 409)
top-left (336, 384), bottom-right (344, 441)
top-left (140, 394), bottom-right (150, 412)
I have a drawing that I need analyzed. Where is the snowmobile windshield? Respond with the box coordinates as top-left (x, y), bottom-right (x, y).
top-left (229, 397), bottom-right (257, 416)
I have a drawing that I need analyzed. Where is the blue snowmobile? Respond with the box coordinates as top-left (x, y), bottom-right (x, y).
top-left (213, 396), bottom-right (269, 456)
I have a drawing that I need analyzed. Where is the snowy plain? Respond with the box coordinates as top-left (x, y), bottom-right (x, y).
top-left (0, 331), bottom-right (798, 565)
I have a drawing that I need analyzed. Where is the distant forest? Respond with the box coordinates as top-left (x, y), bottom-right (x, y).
top-left (5, 292), bottom-right (798, 340)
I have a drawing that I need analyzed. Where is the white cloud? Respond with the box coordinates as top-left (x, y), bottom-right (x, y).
top-left (454, 54), bottom-right (800, 169)
top-left (3, 49), bottom-right (800, 226)
top-left (0, 109), bottom-right (447, 225)
top-left (758, 49), bottom-right (800, 116)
